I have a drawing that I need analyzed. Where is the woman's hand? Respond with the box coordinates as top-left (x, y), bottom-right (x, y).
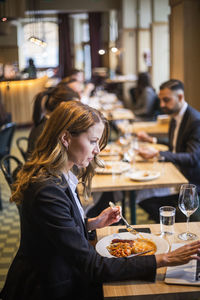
top-left (156, 240), bottom-right (200, 268)
top-left (87, 207), bottom-right (121, 231)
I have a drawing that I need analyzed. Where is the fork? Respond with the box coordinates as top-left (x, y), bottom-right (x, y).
top-left (109, 201), bottom-right (140, 236)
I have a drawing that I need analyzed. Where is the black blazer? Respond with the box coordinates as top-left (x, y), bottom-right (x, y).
top-left (0, 175), bottom-right (156, 300)
top-left (160, 105), bottom-right (200, 191)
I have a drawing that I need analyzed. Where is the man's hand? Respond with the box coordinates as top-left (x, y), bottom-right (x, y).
top-left (138, 146), bottom-right (159, 159)
top-left (137, 131), bottom-right (154, 143)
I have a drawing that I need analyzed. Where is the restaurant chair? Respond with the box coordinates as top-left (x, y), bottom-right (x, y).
top-left (0, 122), bottom-right (16, 173)
top-left (16, 136), bottom-right (28, 161)
top-left (0, 154), bottom-right (23, 191)
top-left (0, 154), bottom-right (23, 211)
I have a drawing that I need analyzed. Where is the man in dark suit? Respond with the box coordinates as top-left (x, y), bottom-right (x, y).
top-left (136, 79), bottom-right (200, 222)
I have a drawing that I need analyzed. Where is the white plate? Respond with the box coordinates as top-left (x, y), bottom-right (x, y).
top-left (128, 170), bottom-right (160, 181)
top-left (96, 161), bottom-right (131, 174)
top-left (96, 232), bottom-right (169, 258)
top-left (100, 144), bottom-right (121, 156)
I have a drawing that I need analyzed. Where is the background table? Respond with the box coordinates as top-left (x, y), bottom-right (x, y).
top-left (117, 121), bottom-right (169, 137)
top-left (96, 223), bottom-right (200, 300)
top-left (92, 162), bottom-right (187, 192)
top-left (92, 162), bottom-right (188, 224)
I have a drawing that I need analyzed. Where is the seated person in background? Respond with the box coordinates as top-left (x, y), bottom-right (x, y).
top-left (59, 69), bottom-right (94, 103)
top-left (58, 78), bottom-right (83, 95)
top-left (27, 86), bottom-right (80, 157)
top-left (22, 58), bottom-right (37, 79)
top-left (130, 72), bottom-right (159, 120)
top-left (66, 68), bottom-right (85, 83)
top-left (91, 67), bottom-right (108, 92)
top-left (136, 79), bottom-right (200, 222)
top-left (69, 69), bottom-right (95, 100)
top-left (1, 101), bottom-right (200, 300)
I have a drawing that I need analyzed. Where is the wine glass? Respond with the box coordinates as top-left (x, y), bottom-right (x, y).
top-left (178, 184), bottom-right (199, 241)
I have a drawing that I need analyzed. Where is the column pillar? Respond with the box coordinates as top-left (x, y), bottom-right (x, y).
top-left (170, 0), bottom-right (200, 110)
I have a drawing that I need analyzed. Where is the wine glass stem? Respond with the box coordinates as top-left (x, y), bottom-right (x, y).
top-left (186, 216), bottom-right (190, 233)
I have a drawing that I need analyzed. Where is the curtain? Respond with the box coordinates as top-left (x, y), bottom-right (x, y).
top-left (88, 12), bottom-right (102, 70)
top-left (58, 13), bottom-right (72, 79)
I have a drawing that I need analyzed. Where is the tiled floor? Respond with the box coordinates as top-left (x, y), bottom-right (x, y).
top-left (0, 128), bottom-right (29, 289)
top-left (0, 128), bottom-right (152, 290)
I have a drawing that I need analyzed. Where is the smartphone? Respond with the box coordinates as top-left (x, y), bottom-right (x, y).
top-left (118, 227), bottom-right (151, 234)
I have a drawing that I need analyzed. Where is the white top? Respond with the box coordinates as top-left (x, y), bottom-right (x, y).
top-left (172, 101), bottom-right (188, 153)
top-left (63, 170), bottom-right (85, 222)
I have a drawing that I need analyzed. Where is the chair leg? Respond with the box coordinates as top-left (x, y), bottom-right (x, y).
top-left (129, 191), bottom-right (136, 225)
top-left (121, 192), bottom-right (126, 216)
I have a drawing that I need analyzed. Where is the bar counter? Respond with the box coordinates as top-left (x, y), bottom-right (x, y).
top-left (0, 76), bottom-right (48, 125)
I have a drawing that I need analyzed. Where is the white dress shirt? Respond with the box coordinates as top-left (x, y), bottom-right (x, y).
top-left (63, 170), bottom-right (85, 222)
top-left (172, 101), bottom-right (188, 153)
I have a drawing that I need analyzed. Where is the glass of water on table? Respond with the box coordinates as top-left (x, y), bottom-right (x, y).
top-left (159, 206), bottom-right (176, 235)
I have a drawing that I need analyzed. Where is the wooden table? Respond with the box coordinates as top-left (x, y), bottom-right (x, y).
top-left (117, 121), bottom-right (169, 137)
top-left (92, 162), bottom-right (187, 193)
top-left (105, 75), bottom-right (137, 84)
top-left (96, 223), bottom-right (200, 300)
top-left (108, 109), bottom-right (135, 121)
top-left (101, 108), bottom-right (135, 121)
top-left (92, 162), bottom-right (187, 224)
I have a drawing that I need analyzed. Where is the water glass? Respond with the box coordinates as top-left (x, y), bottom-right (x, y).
top-left (159, 206), bottom-right (176, 235)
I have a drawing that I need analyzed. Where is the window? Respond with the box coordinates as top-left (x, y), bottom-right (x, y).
top-left (19, 20), bottom-right (58, 69)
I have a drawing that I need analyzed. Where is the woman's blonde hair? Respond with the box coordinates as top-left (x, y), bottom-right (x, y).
top-left (11, 101), bottom-right (109, 204)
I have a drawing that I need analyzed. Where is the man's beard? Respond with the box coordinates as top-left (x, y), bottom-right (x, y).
top-left (161, 107), bottom-right (177, 115)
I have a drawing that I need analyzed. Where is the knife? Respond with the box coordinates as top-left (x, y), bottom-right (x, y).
top-left (125, 250), bottom-right (152, 258)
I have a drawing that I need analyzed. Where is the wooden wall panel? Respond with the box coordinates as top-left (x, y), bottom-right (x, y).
top-left (170, 3), bottom-right (184, 81)
top-left (170, 0), bottom-right (200, 110)
top-left (184, 0), bottom-right (200, 110)
top-left (0, 46), bottom-right (18, 64)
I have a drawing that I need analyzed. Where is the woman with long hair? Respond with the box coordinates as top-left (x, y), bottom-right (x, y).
top-left (130, 72), bottom-right (160, 120)
top-left (27, 86), bottom-right (80, 157)
top-left (1, 101), bottom-right (200, 300)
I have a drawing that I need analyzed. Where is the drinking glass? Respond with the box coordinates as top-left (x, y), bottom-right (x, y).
top-left (178, 184), bottom-right (199, 241)
top-left (159, 206), bottom-right (176, 235)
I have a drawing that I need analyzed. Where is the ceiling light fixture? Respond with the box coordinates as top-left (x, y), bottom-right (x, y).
top-left (27, 0), bottom-right (47, 47)
top-left (28, 36), bottom-right (47, 47)
top-left (110, 46), bottom-right (118, 53)
top-left (98, 49), bottom-right (106, 55)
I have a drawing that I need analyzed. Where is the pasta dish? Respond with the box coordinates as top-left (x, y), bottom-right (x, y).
top-left (107, 238), bottom-right (157, 257)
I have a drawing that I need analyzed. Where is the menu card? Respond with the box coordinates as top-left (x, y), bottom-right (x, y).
top-left (165, 243), bottom-right (200, 286)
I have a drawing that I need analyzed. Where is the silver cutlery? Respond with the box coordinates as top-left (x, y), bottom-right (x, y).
top-left (109, 201), bottom-right (140, 236)
top-left (126, 250), bottom-right (152, 258)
